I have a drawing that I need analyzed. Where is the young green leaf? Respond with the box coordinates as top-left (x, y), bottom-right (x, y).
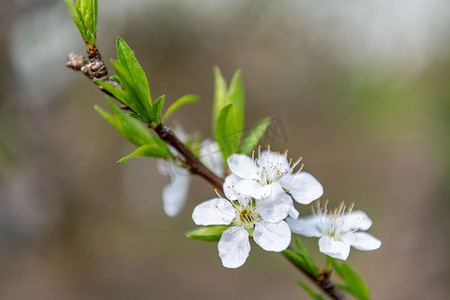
top-left (116, 37), bottom-right (152, 118)
top-left (226, 69), bottom-right (244, 135)
top-left (118, 144), bottom-right (171, 163)
top-left (282, 238), bottom-right (320, 278)
top-left (239, 117), bottom-right (271, 154)
top-left (185, 225), bottom-right (230, 242)
top-left (95, 80), bottom-right (128, 104)
top-left (215, 103), bottom-right (239, 162)
top-left (162, 94), bottom-right (199, 122)
top-left (152, 95), bottom-right (165, 123)
top-left (95, 97), bottom-right (164, 148)
top-left (212, 66), bottom-right (227, 131)
top-left (329, 258), bottom-right (370, 300)
top-left (76, 0), bottom-right (97, 45)
top-left (64, 0), bottom-right (87, 42)
top-left (110, 59), bottom-right (151, 122)
top-left (297, 281), bottom-right (326, 300)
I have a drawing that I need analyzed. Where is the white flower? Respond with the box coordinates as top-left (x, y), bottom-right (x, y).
top-left (159, 138), bottom-right (224, 217)
top-left (287, 202), bottom-right (381, 260)
top-left (192, 184), bottom-right (292, 268)
top-left (224, 146), bottom-right (323, 218)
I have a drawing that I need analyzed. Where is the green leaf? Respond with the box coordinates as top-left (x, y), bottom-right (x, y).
top-left (118, 144), bottom-right (170, 163)
top-left (110, 59), bottom-right (151, 122)
top-left (95, 80), bottom-right (128, 104)
top-left (76, 0), bottom-right (97, 45)
top-left (329, 258), bottom-right (370, 300)
top-left (152, 95), bottom-right (165, 123)
top-left (215, 103), bottom-right (239, 162)
top-left (64, 0), bottom-right (87, 42)
top-left (116, 37), bottom-right (152, 119)
top-left (239, 117), bottom-right (271, 154)
top-left (212, 66), bottom-right (228, 132)
top-left (162, 94), bottom-right (199, 122)
top-left (297, 281), bottom-right (326, 300)
top-left (226, 69), bottom-right (244, 135)
top-left (95, 97), bottom-right (165, 148)
top-left (282, 238), bottom-right (320, 278)
top-left (185, 225), bottom-right (229, 242)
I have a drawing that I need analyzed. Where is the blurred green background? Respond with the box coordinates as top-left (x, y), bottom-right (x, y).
top-left (1, 0), bottom-right (449, 299)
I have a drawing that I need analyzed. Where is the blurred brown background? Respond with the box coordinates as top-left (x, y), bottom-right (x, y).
top-left (0, 0), bottom-right (449, 299)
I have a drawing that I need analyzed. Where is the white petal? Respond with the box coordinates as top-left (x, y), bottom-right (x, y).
top-left (192, 198), bottom-right (235, 226)
top-left (253, 220), bottom-right (291, 252)
top-left (318, 236), bottom-right (351, 260)
top-left (199, 139), bottom-right (225, 177)
top-left (342, 232), bottom-right (381, 251)
top-left (257, 150), bottom-right (290, 171)
top-left (223, 174), bottom-right (241, 200)
top-left (342, 210), bottom-right (372, 232)
top-left (288, 204), bottom-right (300, 219)
top-left (227, 154), bottom-right (259, 180)
top-left (286, 215), bottom-right (322, 238)
top-left (282, 172), bottom-right (323, 204)
top-left (256, 183), bottom-right (291, 223)
top-left (236, 180), bottom-right (272, 199)
top-left (218, 227), bottom-right (251, 268)
top-left (162, 166), bottom-right (191, 217)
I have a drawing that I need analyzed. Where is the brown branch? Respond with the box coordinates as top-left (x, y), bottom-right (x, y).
top-left (284, 247), bottom-right (348, 300)
top-left (65, 47), bottom-right (345, 300)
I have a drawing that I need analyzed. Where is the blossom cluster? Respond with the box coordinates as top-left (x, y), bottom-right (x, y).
top-left (189, 147), bottom-right (381, 268)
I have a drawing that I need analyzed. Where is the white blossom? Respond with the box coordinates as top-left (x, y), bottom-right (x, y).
top-left (192, 184), bottom-right (292, 268)
top-left (287, 202), bottom-right (381, 260)
top-left (225, 146), bottom-right (323, 218)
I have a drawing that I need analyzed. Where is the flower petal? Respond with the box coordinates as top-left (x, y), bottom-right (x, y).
top-left (342, 210), bottom-right (372, 232)
top-left (282, 172), bottom-right (323, 204)
top-left (342, 232), bottom-right (381, 251)
top-left (200, 139), bottom-right (225, 177)
top-left (286, 215), bottom-right (322, 238)
top-left (318, 236), bottom-right (351, 260)
top-left (288, 204), bottom-right (300, 219)
top-left (158, 162), bottom-right (191, 217)
top-left (257, 183), bottom-right (291, 223)
top-left (227, 154), bottom-right (259, 180)
top-left (253, 220), bottom-right (291, 252)
top-left (223, 174), bottom-right (241, 200)
top-left (257, 150), bottom-right (290, 172)
top-left (218, 226), bottom-right (251, 268)
top-left (236, 180), bottom-right (272, 199)
top-left (192, 198), bottom-right (235, 226)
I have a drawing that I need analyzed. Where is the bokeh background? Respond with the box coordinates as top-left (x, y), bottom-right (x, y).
top-left (1, 0), bottom-right (449, 299)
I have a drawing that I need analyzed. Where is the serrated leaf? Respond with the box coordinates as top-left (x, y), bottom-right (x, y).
top-left (330, 258), bottom-right (370, 300)
top-left (110, 59), bottom-right (151, 122)
top-left (118, 144), bottom-right (170, 163)
top-left (64, 0), bottom-right (87, 42)
top-left (95, 97), bottom-right (164, 148)
top-left (116, 37), bottom-right (152, 119)
top-left (162, 94), bottom-right (199, 122)
top-left (152, 95), bottom-right (165, 122)
top-left (185, 225), bottom-right (229, 242)
top-left (216, 103), bottom-right (239, 162)
top-left (239, 117), bottom-right (271, 154)
top-left (297, 281), bottom-right (326, 300)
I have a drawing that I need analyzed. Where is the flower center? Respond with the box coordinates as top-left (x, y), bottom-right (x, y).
top-left (239, 208), bottom-right (257, 226)
top-left (254, 146), bottom-right (303, 185)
